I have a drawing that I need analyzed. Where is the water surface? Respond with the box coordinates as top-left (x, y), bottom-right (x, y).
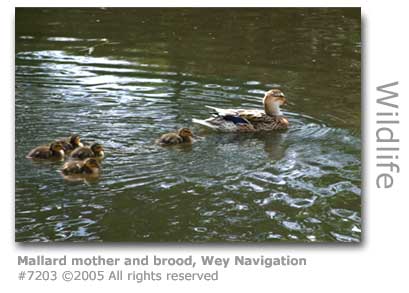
top-left (15, 8), bottom-right (361, 242)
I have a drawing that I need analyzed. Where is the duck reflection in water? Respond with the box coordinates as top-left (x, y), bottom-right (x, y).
top-left (210, 131), bottom-right (288, 161)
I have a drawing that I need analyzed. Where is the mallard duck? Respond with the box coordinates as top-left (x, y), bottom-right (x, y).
top-left (192, 89), bottom-right (289, 132)
top-left (56, 134), bottom-right (84, 153)
top-left (61, 158), bottom-right (101, 175)
top-left (70, 143), bottom-right (104, 160)
top-left (26, 142), bottom-right (65, 160)
top-left (157, 128), bottom-right (194, 145)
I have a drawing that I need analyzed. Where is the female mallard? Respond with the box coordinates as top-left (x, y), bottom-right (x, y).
top-left (157, 128), bottom-right (194, 145)
top-left (61, 158), bottom-right (101, 175)
top-left (70, 143), bottom-right (104, 160)
top-left (26, 142), bottom-right (65, 160)
top-left (56, 134), bottom-right (84, 153)
top-left (192, 89), bottom-right (289, 132)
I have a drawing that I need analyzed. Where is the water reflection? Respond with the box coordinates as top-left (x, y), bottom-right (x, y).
top-left (16, 8), bottom-right (361, 242)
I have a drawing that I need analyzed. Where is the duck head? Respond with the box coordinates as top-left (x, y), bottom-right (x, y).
top-left (50, 142), bottom-right (64, 156)
top-left (90, 143), bottom-right (104, 157)
top-left (69, 134), bottom-right (83, 147)
top-left (178, 128), bottom-right (194, 142)
top-left (263, 89), bottom-right (287, 116)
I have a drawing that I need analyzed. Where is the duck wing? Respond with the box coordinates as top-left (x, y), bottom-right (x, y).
top-left (235, 109), bottom-right (288, 129)
top-left (70, 147), bottom-right (94, 159)
top-left (205, 106), bottom-right (241, 116)
top-left (26, 146), bottom-right (51, 159)
top-left (205, 106), bottom-right (260, 121)
top-left (235, 109), bottom-right (265, 120)
top-left (62, 161), bottom-right (83, 175)
top-left (158, 133), bottom-right (183, 145)
top-left (248, 115), bottom-right (289, 130)
top-left (193, 116), bottom-right (255, 132)
top-left (193, 106), bottom-right (255, 132)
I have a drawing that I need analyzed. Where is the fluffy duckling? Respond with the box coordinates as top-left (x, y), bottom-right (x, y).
top-left (26, 142), bottom-right (65, 160)
top-left (157, 128), bottom-right (194, 145)
top-left (70, 143), bottom-right (105, 160)
top-left (192, 89), bottom-right (289, 132)
top-left (57, 134), bottom-right (84, 153)
top-left (61, 158), bottom-right (101, 175)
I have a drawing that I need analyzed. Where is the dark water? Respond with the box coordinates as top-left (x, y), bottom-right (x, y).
top-left (15, 8), bottom-right (361, 242)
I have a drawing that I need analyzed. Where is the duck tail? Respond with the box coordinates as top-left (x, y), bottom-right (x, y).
top-left (205, 105), bottom-right (238, 117)
top-left (206, 105), bottom-right (231, 115)
top-left (192, 118), bottom-right (220, 130)
top-left (204, 105), bottom-right (220, 112)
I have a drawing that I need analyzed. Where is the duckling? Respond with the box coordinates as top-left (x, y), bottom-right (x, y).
top-left (26, 142), bottom-right (65, 160)
top-left (57, 134), bottom-right (84, 153)
top-left (61, 158), bottom-right (101, 175)
top-left (70, 143), bottom-right (104, 160)
top-left (157, 128), bottom-right (194, 145)
top-left (192, 89), bottom-right (289, 132)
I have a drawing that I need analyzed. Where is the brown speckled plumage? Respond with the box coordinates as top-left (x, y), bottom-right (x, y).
top-left (70, 143), bottom-right (104, 160)
top-left (26, 142), bottom-right (65, 160)
top-left (157, 128), bottom-right (194, 145)
top-left (62, 158), bottom-right (101, 175)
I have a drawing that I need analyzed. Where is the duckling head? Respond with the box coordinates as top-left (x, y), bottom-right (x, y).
top-left (83, 158), bottom-right (101, 170)
top-left (178, 128), bottom-right (193, 140)
top-left (50, 142), bottom-right (64, 156)
top-left (69, 134), bottom-right (82, 147)
top-left (263, 89), bottom-right (287, 116)
top-left (91, 143), bottom-right (104, 157)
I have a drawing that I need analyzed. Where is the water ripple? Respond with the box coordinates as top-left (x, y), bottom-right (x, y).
top-left (16, 8), bottom-right (361, 242)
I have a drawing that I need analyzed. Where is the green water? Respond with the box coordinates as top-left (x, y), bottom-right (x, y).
top-left (15, 8), bottom-right (361, 242)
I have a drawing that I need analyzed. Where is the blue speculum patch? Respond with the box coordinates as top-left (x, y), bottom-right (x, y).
top-left (223, 115), bottom-right (249, 124)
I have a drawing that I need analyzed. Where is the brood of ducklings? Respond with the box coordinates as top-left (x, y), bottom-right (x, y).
top-left (192, 89), bottom-right (289, 132)
top-left (61, 158), bottom-right (101, 175)
top-left (57, 134), bottom-right (84, 153)
top-left (26, 142), bottom-right (65, 160)
top-left (157, 128), bottom-right (194, 145)
top-left (70, 143), bottom-right (104, 160)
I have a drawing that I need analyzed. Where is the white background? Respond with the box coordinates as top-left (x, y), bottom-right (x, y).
top-left (1, 0), bottom-right (408, 292)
